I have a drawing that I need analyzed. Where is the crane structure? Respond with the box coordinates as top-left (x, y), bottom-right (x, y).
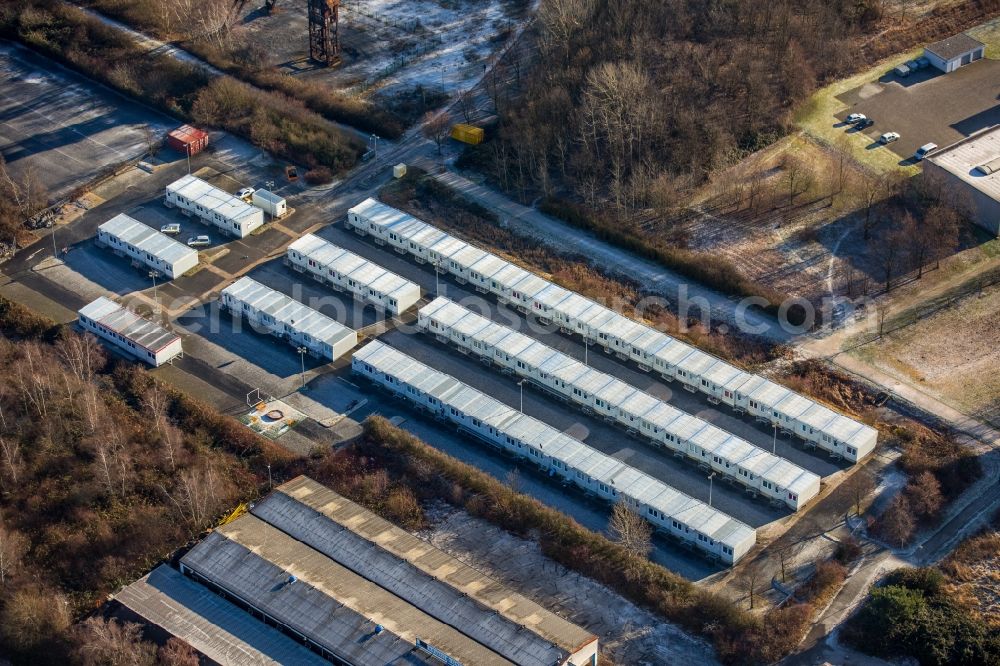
top-left (230, 0), bottom-right (342, 67)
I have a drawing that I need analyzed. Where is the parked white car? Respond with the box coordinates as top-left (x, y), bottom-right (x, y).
top-left (187, 235), bottom-right (211, 247)
top-left (879, 131), bottom-right (900, 145)
top-left (237, 187), bottom-right (255, 201)
top-left (914, 143), bottom-right (938, 160)
top-left (160, 223), bottom-right (181, 235)
top-left (846, 113), bottom-right (867, 124)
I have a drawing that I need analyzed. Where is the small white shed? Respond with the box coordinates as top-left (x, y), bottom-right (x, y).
top-left (252, 189), bottom-right (287, 218)
top-left (924, 33), bottom-right (985, 73)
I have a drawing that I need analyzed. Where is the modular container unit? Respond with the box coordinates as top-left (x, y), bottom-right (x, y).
top-left (96, 213), bottom-right (199, 279)
top-left (166, 125), bottom-right (209, 156)
top-left (347, 199), bottom-right (878, 462)
top-left (417, 297), bottom-right (821, 511)
top-left (78, 297), bottom-right (182, 367)
top-left (353, 340), bottom-right (756, 564)
top-left (286, 234), bottom-right (420, 315)
top-left (164, 175), bottom-right (264, 238)
top-left (251, 189), bottom-right (287, 218)
top-left (220, 277), bottom-right (356, 361)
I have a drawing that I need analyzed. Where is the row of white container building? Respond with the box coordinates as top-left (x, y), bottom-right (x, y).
top-left (287, 234), bottom-right (421, 316)
top-left (418, 297), bottom-right (821, 511)
top-left (77, 297), bottom-right (183, 367)
top-left (347, 198), bottom-right (877, 462)
top-left (97, 214), bottom-right (199, 279)
top-left (220, 277), bottom-right (357, 361)
top-left (353, 340), bottom-right (757, 564)
top-left (165, 175), bottom-right (264, 238)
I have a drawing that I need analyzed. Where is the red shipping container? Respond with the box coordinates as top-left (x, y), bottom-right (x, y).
top-left (167, 125), bottom-right (209, 156)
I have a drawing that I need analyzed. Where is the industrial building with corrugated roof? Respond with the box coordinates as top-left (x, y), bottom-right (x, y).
top-left (347, 198), bottom-right (878, 462)
top-left (97, 213), bottom-right (199, 279)
top-left (174, 476), bottom-right (598, 666)
top-left (78, 297), bottom-right (183, 367)
top-left (220, 276), bottom-right (357, 360)
top-left (165, 175), bottom-right (264, 238)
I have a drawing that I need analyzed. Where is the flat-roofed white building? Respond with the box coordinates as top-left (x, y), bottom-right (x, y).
top-left (354, 341), bottom-right (756, 564)
top-left (346, 198), bottom-right (878, 462)
top-left (78, 297), bottom-right (182, 367)
top-left (251, 189), bottom-right (287, 218)
top-left (923, 125), bottom-right (1000, 236)
top-left (417, 297), bottom-right (821, 511)
top-left (165, 175), bottom-right (264, 238)
top-left (286, 234), bottom-right (421, 315)
top-left (96, 213), bottom-right (199, 279)
top-left (220, 277), bottom-right (356, 360)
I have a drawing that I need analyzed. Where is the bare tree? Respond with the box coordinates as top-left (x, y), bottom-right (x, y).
top-left (458, 91), bottom-right (476, 124)
top-left (878, 494), bottom-right (915, 548)
top-left (422, 112), bottom-right (452, 154)
top-left (158, 638), bottom-right (200, 666)
top-left (0, 437), bottom-right (23, 490)
top-left (609, 498), bottom-right (652, 558)
top-left (876, 300), bottom-right (891, 337)
top-left (774, 540), bottom-right (805, 583)
top-left (906, 472), bottom-right (943, 521)
top-left (737, 558), bottom-right (768, 610)
top-left (856, 171), bottom-right (887, 241)
top-left (922, 204), bottom-right (961, 273)
top-left (783, 155), bottom-right (812, 206)
top-left (72, 617), bottom-right (157, 666)
top-left (843, 469), bottom-right (876, 517)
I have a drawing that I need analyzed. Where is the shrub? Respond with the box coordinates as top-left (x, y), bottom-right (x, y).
top-left (304, 167), bottom-right (334, 185)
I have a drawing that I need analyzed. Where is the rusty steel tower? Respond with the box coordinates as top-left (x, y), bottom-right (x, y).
top-left (308, 0), bottom-right (340, 66)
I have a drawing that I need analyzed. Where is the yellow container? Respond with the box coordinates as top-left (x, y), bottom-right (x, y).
top-left (450, 124), bottom-right (484, 145)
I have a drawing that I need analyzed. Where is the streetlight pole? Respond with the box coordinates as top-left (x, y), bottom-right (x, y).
top-left (51, 224), bottom-right (58, 259)
top-left (772, 423), bottom-right (777, 454)
top-left (707, 471), bottom-right (716, 507)
top-left (267, 463), bottom-right (272, 490)
top-left (297, 346), bottom-right (308, 390)
top-left (148, 270), bottom-right (159, 315)
top-left (186, 144), bottom-right (192, 175)
top-left (518, 379), bottom-right (524, 413)
top-left (584, 340), bottom-right (588, 365)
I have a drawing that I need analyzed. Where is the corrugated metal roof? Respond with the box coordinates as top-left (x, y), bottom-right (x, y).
top-left (114, 565), bottom-right (327, 666)
top-left (98, 213), bottom-right (197, 267)
top-left (221, 277), bottom-right (356, 350)
top-left (78, 297), bottom-right (179, 353)
top-left (182, 516), bottom-right (511, 666)
top-left (259, 478), bottom-right (597, 663)
top-left (288, 234), bottom-right (419, 302)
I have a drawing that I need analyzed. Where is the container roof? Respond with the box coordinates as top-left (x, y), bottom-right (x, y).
top-left (166, 175), bottom-right (260, 223)
top-left (222, 277), bottom-right (355, 349)
top-left (99, 213), bottom-right (197, 267)
top-left (78, 297), bottom-right (179, 353)
top-left (289, 234), bottom-right (419, 300)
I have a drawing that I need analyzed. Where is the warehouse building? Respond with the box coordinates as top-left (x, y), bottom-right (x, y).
top-left (165, 175), bottom-right (264, 238)
top-left (418, 297), bottom-right (820, 510)
top-left (923, 125), bottom-right (1000, 237)
top-left (923, 33), bottom-right (985, 73)
top-left (96, 213), bottom-right (199, 279)
top-left (78, 297), bottom-right (182, 367)
top-left (221, 277), bottom-right (357, 360)
top-left (354, 342), bottom-right (756, 563)
top-left (287, 234), bottom-right (421, 315)
top-left (114, 565), bottom-right (326, 666)
top-left (178, 476), bottom-right (599, 665)
top-left (347, 199), bottom-right (877, 462)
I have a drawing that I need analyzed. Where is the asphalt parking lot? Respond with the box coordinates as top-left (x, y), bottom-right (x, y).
top-left (835, 57), bottom-right (1000, 160)
top-left (0, 42), bottom-right (174, 199)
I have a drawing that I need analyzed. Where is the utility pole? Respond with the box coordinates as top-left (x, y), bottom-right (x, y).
top-left (708, 471), bottom-right (716, 507)
top-left (297, 346), bottom-right (308, 390)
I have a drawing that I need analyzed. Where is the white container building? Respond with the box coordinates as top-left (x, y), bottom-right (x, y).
top-left (77, 297), bottom-right (183, 367)
top-left (251, 189), bottom-right (287, 218)
top-left (286, 234), bottom-right (421, 316)
top-left (220, 277), bottom-right (357, 361)
top-left (164, 175), bottom-right (264, 238)
top-left (417, 297), bottom-right (821, 511)
top-left (96, 213), bottom-right (199, 279)
top-left (353, 340), bottom-right (757, 564)
top-left (346, 198), bottom-right (878, 462)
